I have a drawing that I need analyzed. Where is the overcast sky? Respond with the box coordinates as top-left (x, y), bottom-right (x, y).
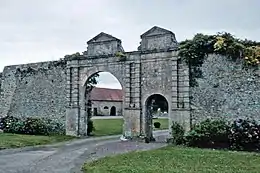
top-left (1, 0), bottom-right (260, 89)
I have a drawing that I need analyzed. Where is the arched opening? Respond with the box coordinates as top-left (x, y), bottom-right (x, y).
top-left (145, 94), bottom-right (169, 142)
top-left (84, 71), bottom-right (123, 136)
top-left (110, 106), bottom-right (116, 116)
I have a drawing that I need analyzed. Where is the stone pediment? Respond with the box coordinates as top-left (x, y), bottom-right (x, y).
top-left (87, 32), bottom-right (121, 44)
top-left (140, 26), bottom-right (174, 38)
top-left (138, 26), bottom-right (178, 51)
top-left (85, 32), bottom-right (124, 56)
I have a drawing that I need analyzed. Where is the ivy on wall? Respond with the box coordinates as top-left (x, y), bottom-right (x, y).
top-left (64, 52), bottom-right (83, 60)
top-left (178, 32), bottom-right (260, 87)
top-left (115, 51), bottom-right (127, 61)
top-left (15, 59), bottom-right (67, 80)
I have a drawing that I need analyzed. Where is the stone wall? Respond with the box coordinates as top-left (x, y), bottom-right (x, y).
top-left (0, 61), bottom-right (67, 121)
top-left (1, 26), bottom-right (260, 139)
top-left (191, 54), bottom-right (260, 124)
top-left (0, 73), bottom-right (2, 94)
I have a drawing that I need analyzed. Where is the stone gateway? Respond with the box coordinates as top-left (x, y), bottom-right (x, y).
top-left (0, 26), bottom-right (191, 139)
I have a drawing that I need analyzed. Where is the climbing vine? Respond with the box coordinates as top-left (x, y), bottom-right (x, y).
top-left (178, 32), bottom-right (260, 87)
top-left (115, 51), bottom-right (127, 61)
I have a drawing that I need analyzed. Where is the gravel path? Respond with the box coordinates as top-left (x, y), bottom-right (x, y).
top-left (0, 131), bottom-right (168, 173)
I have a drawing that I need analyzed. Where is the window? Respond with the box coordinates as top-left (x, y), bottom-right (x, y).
top-left (104, 106), bottom-right (109, 109)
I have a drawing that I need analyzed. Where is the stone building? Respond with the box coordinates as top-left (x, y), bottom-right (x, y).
top-left (0, 25), bottom-right (259, 139)
top-left (90, 87), bottom-right (123, 116)
top-left (0, 26), bottom-right (187, 139)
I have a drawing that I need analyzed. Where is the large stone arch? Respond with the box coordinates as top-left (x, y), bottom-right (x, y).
top-left (65, 26), bottom-right (191, 139)
top-left (79, 68), bottom-right (126, 135)
top-left (80, 66), bottom-right (125, 89)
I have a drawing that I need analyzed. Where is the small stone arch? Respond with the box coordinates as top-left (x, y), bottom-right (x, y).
top-left (144, 93), bottom-right (169, 142)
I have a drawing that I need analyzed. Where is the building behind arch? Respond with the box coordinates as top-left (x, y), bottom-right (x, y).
top-left (90, 87), bottom-right (123, 116)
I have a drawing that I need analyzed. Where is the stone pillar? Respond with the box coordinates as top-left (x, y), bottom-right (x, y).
top-left (79, 85), bottom-right (87, 136)
top-left (181, 63), bottom-right (191, 131)
top-left (123, 61), bottom-right (142, 138)
top-left (169, 58), bottom-right (178, 139)
top-left (169, 58), bottom-right (191, 140)
top-left (124, 108), bottom-right (141, 138)
top-left (66, 66), bottom-right (80, 136)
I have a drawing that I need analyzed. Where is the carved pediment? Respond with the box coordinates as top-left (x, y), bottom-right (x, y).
top-left (138, 26), bottom-right (178, 51)
top-left (141, 26), bottom-right (174, 38)
top-left (87, 32), bottom-right (121, 44)
top-left (85, 32), bottom-right (124, 56)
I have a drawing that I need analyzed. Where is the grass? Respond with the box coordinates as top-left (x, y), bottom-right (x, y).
top-left (153, 118), bottom-right (169, 130)
top-left (93, 119), bottom-right (123, 136)
top-left (0, 118), bottom-right (169, 149)
top-left (92, 118), bottom-right (168, 136)
top-left (82, 146), bottom-right (260, 173)
top-left (0, 133), bottom-right (76, 150)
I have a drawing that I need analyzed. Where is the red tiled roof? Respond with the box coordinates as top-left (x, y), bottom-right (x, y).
top-left (90, 87), bottom-right (123, 101)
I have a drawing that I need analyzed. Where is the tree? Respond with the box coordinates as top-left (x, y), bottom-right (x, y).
top-left (85, 73), bottom-right (99, 135)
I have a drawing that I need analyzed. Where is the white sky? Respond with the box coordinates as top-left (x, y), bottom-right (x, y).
top-left (1, 0), bottom-right (260, 89)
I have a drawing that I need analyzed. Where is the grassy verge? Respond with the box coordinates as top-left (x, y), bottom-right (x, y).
top-left (0, 133), bottom-right (76, 150)
top-left (92, 118), bottom-right (169, 136)
top-left (82, 146), bottom-right (260, 173)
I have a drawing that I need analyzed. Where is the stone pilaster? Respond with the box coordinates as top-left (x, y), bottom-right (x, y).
top-left (123, 61), bottom-right (142, 138)
top-left (66, 65), bottom-right (81, 136)
top-left (169, 59), bottom-right (178, 138)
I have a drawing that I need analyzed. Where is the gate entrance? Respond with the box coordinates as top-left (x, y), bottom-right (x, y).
top-left (65, 26), bottom-right (191, 139)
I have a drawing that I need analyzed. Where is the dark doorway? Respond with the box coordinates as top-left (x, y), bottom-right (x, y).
top-left (93, 108), bottom-right (98, 116)
top-left (110, 106), bottom-right (116, 116)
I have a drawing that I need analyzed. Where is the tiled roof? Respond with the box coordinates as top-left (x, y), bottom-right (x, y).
top-left (90, 87), bottom-right (123, 101)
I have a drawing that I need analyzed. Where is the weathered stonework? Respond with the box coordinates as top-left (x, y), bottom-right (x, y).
top-left (191, 54), bottom-right (260, 124)
top-left (1, 26), bottom-right (259, 140)
top-left (0, 26), bottom-right (190, 139)
top-left (0, 61), bottom-right (67, 123)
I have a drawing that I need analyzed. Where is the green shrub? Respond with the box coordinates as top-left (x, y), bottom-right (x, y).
top-left (169, 118), bottom-right (260, 152)
top-left (185, 119), bottom-right (229, 148)
top-left (23, 117), bottom-right (47, 135)
top-left (87, 119), bottom-right (94, 135)
top-left (154, 122), bottom-right (161, 128)
top-left (2, 116), bottom-right (65, 135)
top-left (1, 116), bottom-right (21, 133)
top-left (44, 118), bottom-right (65, 135)
top-left (171, 121), bottom-right (185, 145)
top-left (229, 119), bottom-right (260, 151)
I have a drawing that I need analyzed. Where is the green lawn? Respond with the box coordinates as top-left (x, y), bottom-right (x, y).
top-left (82, 146), bottom-right (260, 173)
top-left (92, 118), bottom-right (168, 136)
top-left (153, 118), bottom-right (169, 130)
top-left (0, 133), bottom-right (76, 150)
top-left (93, 119), bottom-right (124, 136)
